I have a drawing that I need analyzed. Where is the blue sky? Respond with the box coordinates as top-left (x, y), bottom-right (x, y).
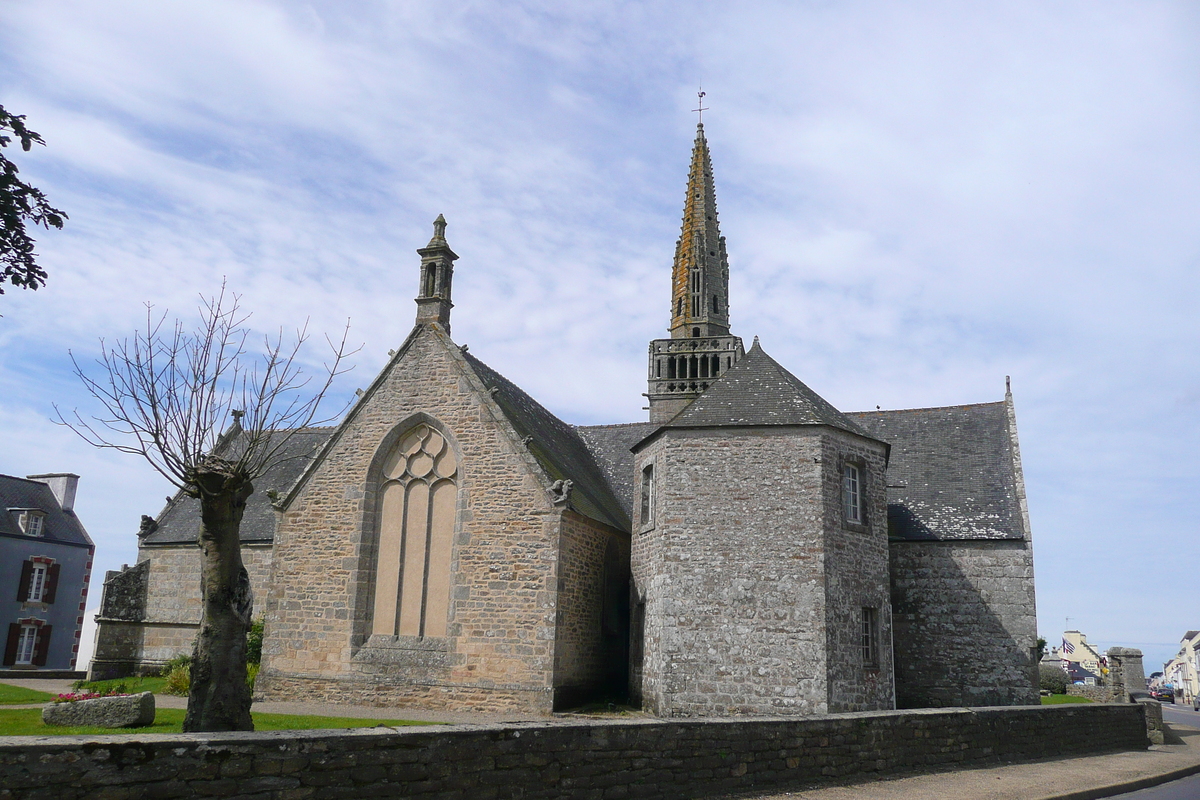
top-left (2, 1), bottom-right (1197, 671)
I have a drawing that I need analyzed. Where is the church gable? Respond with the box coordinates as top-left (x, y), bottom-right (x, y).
top-left (261, 323), bottom-right (571, 711)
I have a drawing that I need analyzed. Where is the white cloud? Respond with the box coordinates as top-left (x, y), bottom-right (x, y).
top-left (1, 0), bottom-right (1197, 669)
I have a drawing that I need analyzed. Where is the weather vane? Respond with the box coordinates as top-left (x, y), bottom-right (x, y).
top-left (693, 88), bottom-right (709, 124)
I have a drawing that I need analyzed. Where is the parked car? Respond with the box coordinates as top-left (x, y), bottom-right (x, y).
top-left (1151, 688), bottom-right (1175, 703)
top-left (1193, 695), bottom-right (1200, 712)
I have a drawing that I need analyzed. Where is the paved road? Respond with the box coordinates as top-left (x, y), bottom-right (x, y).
top-left (1101, 706), bottom-right (1200, 800)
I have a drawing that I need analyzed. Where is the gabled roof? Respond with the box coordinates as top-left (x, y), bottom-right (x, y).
top-left (652, 339), bottom-right (873, 438)
top-left (575, 422), bottom-right (658, 520)
top-left (0, 474), bottom-right (93, 548)
top-left (848, 401), bottom-right (1026, 542)
top-left (141, 428), bottom-right (334, 545)
top-left (464, 352), bottom-right (630, 532)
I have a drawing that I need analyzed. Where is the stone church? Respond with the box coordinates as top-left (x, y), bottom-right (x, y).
top-left (93, 124), bottom-right (1039, 715)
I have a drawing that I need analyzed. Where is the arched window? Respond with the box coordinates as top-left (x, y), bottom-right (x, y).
top-left (712, 295), bottom-right (719, 313)
top-left (372, 424), bottom-right (458, 638)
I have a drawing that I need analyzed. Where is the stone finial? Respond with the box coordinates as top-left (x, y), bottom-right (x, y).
top-left (428, 214), bottom-right (448, 247)
top-left (415, 214), bottom-right (459, 333)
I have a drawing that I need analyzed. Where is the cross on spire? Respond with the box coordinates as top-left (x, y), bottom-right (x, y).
top-left (693, 88), bottom-right (709, 124)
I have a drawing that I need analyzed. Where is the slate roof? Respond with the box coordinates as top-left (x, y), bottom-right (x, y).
top-left (0, 474), bottom-right (93, 548)
top-left (847, 402), bottom-right (1026, 542)
top-left (141, 428), bottom-right (334, 545)
top-left (657, 340), bottom-right (873, 439)
top-left (463, 352), bottom-right (630, 532)
top-left (574, 422), bottom-right (658, 521)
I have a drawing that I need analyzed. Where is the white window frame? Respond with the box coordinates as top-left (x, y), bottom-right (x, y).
top-left (19, 511), bottom-right (44, 537)
top-left (843, 464), bottom-right (862, 524)
top-left (27, 563), bottom-right (48, 602)
top-left (16, 625), bottom-right (37, 665)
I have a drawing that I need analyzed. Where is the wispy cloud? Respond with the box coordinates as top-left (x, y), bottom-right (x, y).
top-left (2, 0), bottom-right (1197, 669)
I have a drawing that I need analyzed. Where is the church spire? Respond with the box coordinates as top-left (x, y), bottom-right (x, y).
top-left (646, 120), bottom-right (744, 423)
top-left (670, 123), bottom-right (730, 339)
top-left (415, 214), bottom-right (459, 333)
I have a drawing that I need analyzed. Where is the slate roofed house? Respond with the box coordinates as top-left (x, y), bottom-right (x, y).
top-left (1, 473), bottom-right (94, 672)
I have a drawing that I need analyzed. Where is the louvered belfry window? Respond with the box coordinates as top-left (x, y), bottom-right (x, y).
top-left (372, 425), bottom-right (458, 638)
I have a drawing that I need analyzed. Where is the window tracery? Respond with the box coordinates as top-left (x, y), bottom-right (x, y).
top-left (372, 424), bottom-right (458, 638)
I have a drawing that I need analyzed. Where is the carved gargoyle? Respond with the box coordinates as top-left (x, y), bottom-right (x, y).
top-left (137, 514), bottom-right (158, 538)
top-left (550, 479), bottom-right (573, 505)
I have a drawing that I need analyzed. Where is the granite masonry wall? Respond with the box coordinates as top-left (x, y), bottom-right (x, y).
top-left (90, 545), bottom-right (273, 679)
top-left (0, 705), bottom-right (1148, 800)
top-left (258, 326), bottom-right (568, 714)
top-left (890, 539), bottom-right (1039, 708)
top-left (632, 426), bottom-right (893, 717)
top-left (818, 430), bottom-right (894, 713)
top-left (553, 510), bottom-right (629, 708)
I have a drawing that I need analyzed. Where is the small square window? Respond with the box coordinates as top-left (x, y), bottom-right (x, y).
top-left (843, 464), bottom-right (862, 524)
top-left (861, 607), bottom-right (879, 668)
top-left (26, 514), bottom-right (43, 537)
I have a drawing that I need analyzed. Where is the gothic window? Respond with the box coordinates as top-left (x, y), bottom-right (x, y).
top-left (372, 424), bottom-right (458, 638)
top-left (423, 264), bottom-right (436, 297)
top-left (712, 295), bottom-right (719, 313)
top-left (639, 464), bottom-right (654, 529)
top-left (861, 607), bottom-right (879, 668)
top-left (843, 464), bottom-right (862, 524)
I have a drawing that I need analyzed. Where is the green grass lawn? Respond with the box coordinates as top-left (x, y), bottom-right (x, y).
top-left (0, 707), bottom-right (429, 736)
top-left (1041, 694), bottom-right (1093, 704)
top-left (0, 684), bottom-right (57, 705)
top-left (70, 675), bottom-right (171, 695)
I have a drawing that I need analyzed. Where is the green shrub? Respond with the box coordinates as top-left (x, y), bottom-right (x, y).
top-left (162, 663), bottom-right (191, 696)
top-left (1039, 664), bottom-right (1068, 694)
top-left (247, 662), bottom-right (260, 691)
top-left (159, 653), bottom-right (192, 678)
top-left (247, 618), bottom-right (265, 665)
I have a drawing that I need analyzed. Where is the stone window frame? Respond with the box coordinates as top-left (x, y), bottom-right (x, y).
top-left (841, 457), bottom-right (868, 531)
top-left (861, 606), bottom-right (880, 670)
top-left (638, 457), bottom-right (657, 533)
top-left (353, 412), bottom-right (465, 653)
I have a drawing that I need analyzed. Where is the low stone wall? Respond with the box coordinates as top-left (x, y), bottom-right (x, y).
top-left (1067, 685), bottom-right (1111, 702)
top-left (0, 704), bottom-right (1147, 800)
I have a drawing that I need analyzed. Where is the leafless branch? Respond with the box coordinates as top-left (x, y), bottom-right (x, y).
top-left (56, 281), bottom-right (358, 496)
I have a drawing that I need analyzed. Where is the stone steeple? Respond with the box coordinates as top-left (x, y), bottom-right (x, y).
top-left (670, 123), bottom-right (730, 339)
top-left (646, 124), bottom-right (744, 423)
top-left (414, 214), bottom-right (459, 333)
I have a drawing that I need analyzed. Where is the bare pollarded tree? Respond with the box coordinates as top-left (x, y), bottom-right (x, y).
top-left (59, 284), bottom-right (354, 731)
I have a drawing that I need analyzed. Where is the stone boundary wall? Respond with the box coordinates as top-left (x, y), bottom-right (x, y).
top-left (1067, 685), bottom-right (1111, 702)
top-left (0, 704), bottom-right (1146, 799)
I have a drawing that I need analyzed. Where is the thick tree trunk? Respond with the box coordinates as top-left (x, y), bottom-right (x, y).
top-left (183, 463), bottom-right (255, 732)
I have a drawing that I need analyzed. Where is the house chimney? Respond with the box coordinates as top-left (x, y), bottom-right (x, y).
top-left (27, 473), bottom-right (80, 513)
